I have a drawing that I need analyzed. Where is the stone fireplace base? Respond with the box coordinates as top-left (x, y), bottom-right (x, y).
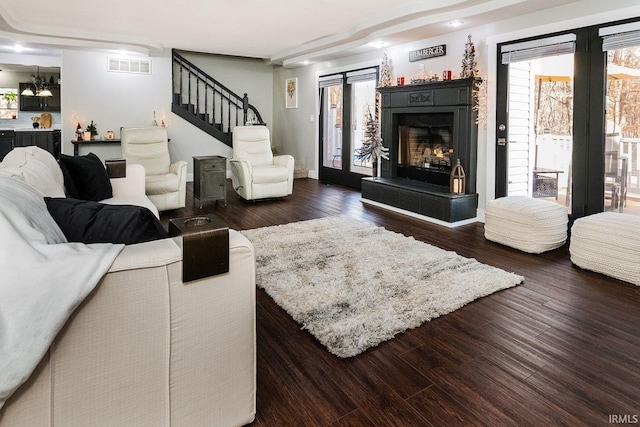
top-left (361, 177), bottom-right (478, 223)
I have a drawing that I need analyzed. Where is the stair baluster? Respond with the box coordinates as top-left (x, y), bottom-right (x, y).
top-left (171, 50), bottom-right (265, 147)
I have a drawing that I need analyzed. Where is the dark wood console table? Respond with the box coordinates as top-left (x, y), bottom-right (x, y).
top-left (71, 139), bottom-right (121, 156)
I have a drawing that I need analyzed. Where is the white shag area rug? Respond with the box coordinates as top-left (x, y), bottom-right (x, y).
top-left (241, 216), bottom-right (524, 358)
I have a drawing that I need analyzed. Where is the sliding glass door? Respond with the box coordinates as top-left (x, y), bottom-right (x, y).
top-left (497, 18), bottom-right (640, 219)
top-left (602, 23), bottom-right (640, 215)
top-left (319, 68), bottom-right (378, 189)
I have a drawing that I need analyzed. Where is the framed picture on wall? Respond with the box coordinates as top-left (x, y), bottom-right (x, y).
top-left (286, 78), bottom-right (298, 109)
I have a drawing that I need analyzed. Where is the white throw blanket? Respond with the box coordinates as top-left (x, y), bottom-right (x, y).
top-left (0, 175), bottom-right (124, 410)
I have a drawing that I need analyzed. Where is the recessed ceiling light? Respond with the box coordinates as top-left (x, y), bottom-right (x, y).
top-left (449, 20), bottom-right (464, 28)
top-left (367, 41), bottom-right (388, 49)
top-left (13, 44), bottom-right (23, 52)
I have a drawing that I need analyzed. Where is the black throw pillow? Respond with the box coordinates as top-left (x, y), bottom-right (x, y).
top-left (58, 152), bottom-right (113, 201)
top-left (45, 197), bottom-right (167, 245)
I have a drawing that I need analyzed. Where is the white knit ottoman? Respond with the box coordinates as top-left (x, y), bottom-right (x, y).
top-left (484, 196), bottom-right (568, 253)
top-left (570, 212), bottom-right (640, 286)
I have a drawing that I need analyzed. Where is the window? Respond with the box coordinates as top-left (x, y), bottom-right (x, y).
top-left (601, 22), bottom-right (640, 215)
top-left (0, 88), bottom-right (18, 119)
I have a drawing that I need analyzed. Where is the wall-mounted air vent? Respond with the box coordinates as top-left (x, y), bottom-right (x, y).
top-left (108, 57), bottom-right (152, 74)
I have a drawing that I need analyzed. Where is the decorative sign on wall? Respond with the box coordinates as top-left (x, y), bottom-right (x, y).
top-left (409, 45), bottom-right (446, 62)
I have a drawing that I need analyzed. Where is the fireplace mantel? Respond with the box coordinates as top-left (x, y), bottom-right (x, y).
top-left (362, 78), bottom-right (480, 223)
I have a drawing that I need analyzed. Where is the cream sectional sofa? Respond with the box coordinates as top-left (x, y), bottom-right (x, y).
top-left (0, 147), bottom-right (257, 426)
top-left (0, 146), bottom-right (158, 217)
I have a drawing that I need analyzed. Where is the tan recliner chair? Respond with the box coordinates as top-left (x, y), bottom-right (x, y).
top-left (230, 126), bottom-right (294, 200)
top-left (121, 126), bottom-right (187, 211)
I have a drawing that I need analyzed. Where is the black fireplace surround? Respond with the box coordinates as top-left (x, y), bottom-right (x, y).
top-left (361, 78), bottom-right (479, 222)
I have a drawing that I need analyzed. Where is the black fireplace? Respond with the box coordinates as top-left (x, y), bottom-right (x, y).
top-left (397, 113), bottom-right (454, 185)
top-left (361, 78), bottom-right (479, 223)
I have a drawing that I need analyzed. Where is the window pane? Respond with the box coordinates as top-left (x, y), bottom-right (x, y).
top-left (350, 79), bottom-right (377, 175)
top-left (507, 54), bottom-right (574, 214)
top-left (605, 46), bottom-right (640, 215)
top-left (0, 88), bottom-right (18, 119)
top-left (322, 85), bottom-right (343, 169)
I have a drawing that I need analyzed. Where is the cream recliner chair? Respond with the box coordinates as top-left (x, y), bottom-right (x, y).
top-left (121, 126), bottom-right (187, 211)
top-left (230, 126), bottom-right (294, 200)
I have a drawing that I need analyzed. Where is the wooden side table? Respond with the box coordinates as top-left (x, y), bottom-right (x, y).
top-left (193, 155), bottom-right (227, 208)
top-left (168, 215), bottom-right (229, 282)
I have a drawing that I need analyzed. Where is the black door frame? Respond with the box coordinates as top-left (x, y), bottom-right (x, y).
top-left (494, 20), bottom-right (639, 219)
top-left (318, 68), bottom-right (379, 190)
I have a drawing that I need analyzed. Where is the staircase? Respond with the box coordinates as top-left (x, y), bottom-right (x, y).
top-left (171, 50), bottom-right (265, 147)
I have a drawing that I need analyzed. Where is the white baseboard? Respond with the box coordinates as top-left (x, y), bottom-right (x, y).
top-left (476, 208), bottom-right (486, 223)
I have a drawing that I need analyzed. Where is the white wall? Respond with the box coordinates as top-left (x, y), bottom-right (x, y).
top-left (61, 50), bottom-right (172, 158)
top-left (271, 0), bottom-right (640, 215)
top-left (60, 50), bottom-right (237, 178)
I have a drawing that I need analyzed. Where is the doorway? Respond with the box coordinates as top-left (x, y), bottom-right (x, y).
top-left (497, 20), bottom-right (640, 219)
top-left (496, 35), bottom-right (575, 214)
top-left (318, 67), bottom-right (378, 189)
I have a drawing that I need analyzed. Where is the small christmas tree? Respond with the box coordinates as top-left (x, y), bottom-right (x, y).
top-left (378, 53), bottom-right (392, 87)
top-left (357, 107), bottom-right (389, 176)
top-left (473, 78), bottom-right (487, 129)
top-left (461, 34), bottom-right (478, 78)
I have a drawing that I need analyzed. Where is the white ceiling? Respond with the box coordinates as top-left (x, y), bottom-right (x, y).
top-left (0, 0), bottom-right (577, 67)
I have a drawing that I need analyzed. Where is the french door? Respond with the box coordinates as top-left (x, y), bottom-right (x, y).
top-left (496, 34), bottom-right (576, 214)
top-left (496, 21), bottom-right (640, 219)
top-left (319, 68), bottom-right (378, 189)
top-left (601, 22), bottom-right (640, 215)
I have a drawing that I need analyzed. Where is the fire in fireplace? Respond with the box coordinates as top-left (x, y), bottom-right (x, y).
top-left (395, 112), bottom-right (455, 185)
top-left (397, 112), bottom-right (454, 171)
top-left (398, 124), bottom-right (454, 170)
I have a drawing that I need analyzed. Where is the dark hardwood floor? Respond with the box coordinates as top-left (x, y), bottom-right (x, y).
top-left (161, 179), bottom-right (640, 427)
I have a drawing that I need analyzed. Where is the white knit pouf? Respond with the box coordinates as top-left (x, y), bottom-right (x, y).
top-left (570, 212), bottom-right (640, 286)
top-left (484, 196), bottom-right (568, 254)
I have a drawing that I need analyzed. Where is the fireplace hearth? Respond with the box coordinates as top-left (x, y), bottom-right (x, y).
top-left (361, 78), bottom-right (479, 223)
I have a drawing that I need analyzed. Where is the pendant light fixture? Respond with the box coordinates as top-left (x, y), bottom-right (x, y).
top-left (20, 86), bottom-right (34, 96)
top-left (20, 66), bottom-right (52, 97)
top-left (37, 87), bottom-right (52, 97)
